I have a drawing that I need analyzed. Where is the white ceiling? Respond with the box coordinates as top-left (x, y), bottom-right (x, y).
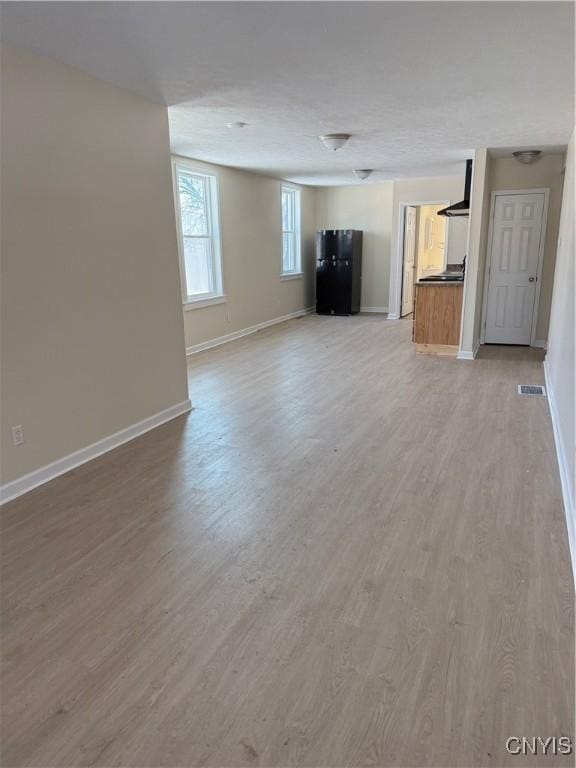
top-left (1, 2), bottom-right (573, 185)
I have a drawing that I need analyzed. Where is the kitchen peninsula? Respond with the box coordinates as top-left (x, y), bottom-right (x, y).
top-left (413, 271), bottom-right (464, 356)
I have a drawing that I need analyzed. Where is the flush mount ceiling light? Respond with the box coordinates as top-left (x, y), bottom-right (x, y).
top-left (353, 169), bottom-right (373, 180)
top-left (319, 133), bottom-right (351, 151)
top-left (227, 121), bottom-right (248, 129)
top-left (513, 150), bottom-right (542, 164)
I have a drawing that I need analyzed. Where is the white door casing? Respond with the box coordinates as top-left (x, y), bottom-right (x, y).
top-left (484, 192), bottom-right (547, 345)
top-left (401, 206), bottom-right (417, 317)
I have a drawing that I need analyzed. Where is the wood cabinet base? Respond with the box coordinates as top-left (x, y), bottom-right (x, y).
top-left (413, 284), bottom-right (463, 350)
top-left (416, 343), bottom-right (459, 357)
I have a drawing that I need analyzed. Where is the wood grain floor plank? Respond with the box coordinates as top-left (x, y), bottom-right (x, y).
top-left (1, 316), bottom-right (573, 767)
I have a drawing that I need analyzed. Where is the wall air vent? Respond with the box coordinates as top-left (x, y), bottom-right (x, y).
top-left (517, 385), bottom-right (546, 396)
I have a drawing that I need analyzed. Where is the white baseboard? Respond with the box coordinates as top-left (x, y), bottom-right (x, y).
top-left (0, 399), bottom-right (192, 505)
top-left (532, 339), bottom-right (548, 349)
top-left (360, 306), bottom-right (389, 314)
top-left (387, 312), bottom-right (400, 320)
top-left (186, 307), bottom-right (314, 356)
top-left (543, 360), bottom-right (575, 585)
top-left (457, 339), bottom-right (481, 360)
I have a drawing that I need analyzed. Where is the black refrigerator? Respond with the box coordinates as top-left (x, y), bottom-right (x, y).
top-left (316, 229), bottom-right (363, 315)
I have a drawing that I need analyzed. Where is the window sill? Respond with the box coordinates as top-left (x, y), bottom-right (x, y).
top-left (183, 295), bottom-right (226, 311)
top-left (280, 272), bottom-right (304, 281)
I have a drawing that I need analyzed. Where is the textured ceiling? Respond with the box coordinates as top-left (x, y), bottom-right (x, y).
top-left (1, 2), bottom-right (573, 185)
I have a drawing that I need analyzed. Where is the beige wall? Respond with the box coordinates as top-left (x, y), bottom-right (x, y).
top-left (545, 130), bottom-right (574, 575)
top-left (175, 157), bottom-right (316, 350)
top-left (1, 45), bottom-right (189, 486)
top-left (486, 153), bottom-right (565, 341)
top-left (389, 175), bottom-right (470, 318)
top-left (315, 183), bottom-right (394, 310)
top-left (473, 150), bottom-right (493, 351)
top-left (460, 148), bottom-right (490, 356)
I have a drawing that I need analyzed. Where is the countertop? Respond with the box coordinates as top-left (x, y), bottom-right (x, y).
top-left (417, 279), bottom-right (464, 286)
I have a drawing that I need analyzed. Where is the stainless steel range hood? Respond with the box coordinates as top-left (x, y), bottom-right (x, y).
top-left (437, 159), bottom-right (472, 217)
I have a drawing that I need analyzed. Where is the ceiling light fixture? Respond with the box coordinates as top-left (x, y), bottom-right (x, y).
top-left (227, 121), bottom-right (248, 129)
top-left (353, 169), bottom-right (373, 180)
top-left (319, 133), bottom-right (351, 151)
top-left (513, 150), bottom-right (542, 164)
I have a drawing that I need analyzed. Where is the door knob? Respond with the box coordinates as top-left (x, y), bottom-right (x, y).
top-left (528, 276), bottom-right (536, 283)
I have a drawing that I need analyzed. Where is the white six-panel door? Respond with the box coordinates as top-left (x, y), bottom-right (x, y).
top-left (401, 206), bottom-right (417, 317)
top-left (484, 192), bottom-right (546, 345)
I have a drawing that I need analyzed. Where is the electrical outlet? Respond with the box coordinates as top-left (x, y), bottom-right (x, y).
top-left (11, 425), bottom-right (24, 446)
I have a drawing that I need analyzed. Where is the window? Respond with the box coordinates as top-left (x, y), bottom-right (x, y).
top-left (281, 185), bottom-right (302, 276)
top-left (173, 163), bottom-right (223, 306)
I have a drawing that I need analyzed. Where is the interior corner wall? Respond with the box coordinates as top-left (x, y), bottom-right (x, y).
top-left (315, 183), bottom-right (394, 311)
top-left (1, 45), bottom-right (189, 487)
top-left (175, 157), bottom-right (317, 351)
top-left (487, 153), bottom-right (565, 342)
top-left (544, 128), bottom-right (575, 577)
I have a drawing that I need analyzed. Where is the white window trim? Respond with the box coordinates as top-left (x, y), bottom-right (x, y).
top-left (280, 184), bottom-right (302, 276)
top-left (172, 159), bottom-right (225, 307)
top-left (183, 295), bottom-right (227, 311)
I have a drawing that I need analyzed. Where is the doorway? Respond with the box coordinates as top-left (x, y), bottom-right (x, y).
top-left (400, 203), bottom-right (448, 317)
top-left (481, 190), bottom-right (548, 346)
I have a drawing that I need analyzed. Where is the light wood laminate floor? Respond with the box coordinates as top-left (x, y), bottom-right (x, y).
top-left (1, 316), bottom-right (574, 767)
